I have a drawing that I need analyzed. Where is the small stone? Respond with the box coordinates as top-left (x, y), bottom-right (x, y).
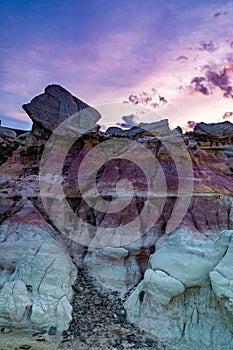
top-left (126, 334), bottom-right (141, 343)
top-left (111, 337), bottom-right (123, 347)
top-left (36, 338), bottom-right (46, 341)
top-left (144, 338), bottom-right (155, 347)
top-left (61, 338), bottom-right (69, 343)
top-left (32, 330), bottom-right (47, 337)
top-left (79, 335), bottom-right (86, 342)
top-left (72, 285), bottom-right (82, 292)
top-left (19, 345), bottom-right (31, 350)
top-left (118, 314), bottom-right (126, 324)
top-left (113, 327), bottom-right (124, 336)
top-left (48, 326), bottom-right (57, 335)
top-left (1, 327), bottom-right (11, 334)
top-left (86, 338), bottom-right (93, 345)
top-left (94, 297), bottom-right (102, 305)
top-left (120, 309), bottom-right (126, 315)
top-left (63, 331), bottom-right (69, 339)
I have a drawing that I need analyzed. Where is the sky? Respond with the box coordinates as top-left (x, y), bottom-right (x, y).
top-left (0, 0), bottom-right (233, 130)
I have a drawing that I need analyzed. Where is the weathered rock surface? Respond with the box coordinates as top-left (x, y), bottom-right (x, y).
top-left (1, 85), bottom-right (233, 348)
top-left (0, 126), bottom-right (16, 143)
top-left (83, 247), bottom-right (141, 293)
top-left (22, 84), bottom-right (101, 134)
top-left (0, 200), bottom-right (77, 332)
top-left (125, 229), bottom-right (233, 349)
top-left (0, 126), bottom-right (19, 166)
top-left (106, 119), bottom-right (170, 138)
top-left (192, 121), bottom-right (233, 146)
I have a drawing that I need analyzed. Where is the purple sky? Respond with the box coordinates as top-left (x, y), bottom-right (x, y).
top-left (1, 0), bottom-right (233, 130)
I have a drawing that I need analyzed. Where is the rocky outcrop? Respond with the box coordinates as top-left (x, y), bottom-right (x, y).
top-left (22, 84), bottom-right (101, 134)
top-left (0, 126), bottom-right (16, 144)
top-left (125, 229), bottom-right (233, 350)
top-left (192, 121), bottom-right (233, 146)
top-left (0, 200), bottom-right (76, 332)
top-left (186, 121), bottom-right (233, 175)
top-left (1, 85), bottom-right (233, 347)
top-left (0, 85), bottom-right (102, 334)
top-left (106, 119), bottom-right (170, 138)
top-left (0, 126), bottom-right (18, 166)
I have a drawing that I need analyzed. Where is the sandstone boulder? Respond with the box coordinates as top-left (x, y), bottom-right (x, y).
top-left (125, 229), bottom-right (233, 349)
top-left (22, 84), bottom-right (101, 134)
top-left (0, 200), bottom-right (77, 332)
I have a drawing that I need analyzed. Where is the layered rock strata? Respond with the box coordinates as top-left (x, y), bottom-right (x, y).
top-left (1, 85), bottom-right (233, 348)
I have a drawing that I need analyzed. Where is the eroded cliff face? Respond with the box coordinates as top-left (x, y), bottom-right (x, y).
top-left (1, 85), bottom-right (233, 347)
top-left (0, 200), bottom-right (76, 332)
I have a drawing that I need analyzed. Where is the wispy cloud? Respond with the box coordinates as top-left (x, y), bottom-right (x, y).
top-left (198, 40), bottom-right (217, 52)
top-left (117, 114), bottom-right (138, 129)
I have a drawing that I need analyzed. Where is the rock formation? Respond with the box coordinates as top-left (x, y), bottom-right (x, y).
top-left (1, 85), bottom-right (233, 348)
top-left (22, 84), bottom-right (101, 134)
top-left (125, 229), bottom-right (233, 349)
top-left (0, 126), bottom-right (18, 166)
top-left (192, 121), bottom-right (233, 146)
top-left (0, 199), bottom-right (76, 332)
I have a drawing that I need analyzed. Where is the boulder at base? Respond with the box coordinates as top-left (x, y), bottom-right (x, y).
top-left (0, 200), bottom-right (77, 332)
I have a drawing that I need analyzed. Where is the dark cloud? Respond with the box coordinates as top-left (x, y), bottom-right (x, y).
top-left (206, 67), bottom-right (233, 98)
top-left (190, 65), bottom-right (233, 99)
top-left (190, 76), bottom-right (209, 95)
top-left (176, 55), bottom-right (188, 61)
top-left (150, 103), bottom-right (159, 108)
top-left (128, 88), bottom-right (168, 109)
top-left (223, 112), bottom-right (233, 119)
top-left (159, 95), bottom-right (168, 104)
top-left (223, 86), bottom-right (233, 98)
top-left (128, 95), bottom-right (139, 104)
top-left (118, 114), bottom-right (138, 129)
top-left (187, 121), bottom-right (197, 129)
top-left (206, 69), bottom-right (229, 88)
top-left (128, 92), bottom-right (152, 105)
top-left (182, 120), bottom-right (197, 132)
top-left (191, 77), bottom-right (205, 84)
top-left (199, 40), bottom-right (216, 52)
top-left (213, 11), bottom-right (227, 18)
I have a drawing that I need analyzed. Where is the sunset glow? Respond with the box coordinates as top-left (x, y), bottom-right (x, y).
top-left (1, 0), bottom-right (233, 130)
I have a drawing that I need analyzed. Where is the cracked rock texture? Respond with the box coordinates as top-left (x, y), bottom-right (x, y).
top-left (1, 85), bottom-right (233, 349)
top-left (0, 200), bottom-right (77, 332)
top-left (125, 229), bottom-right (233, 350)
top-left (83, 247), bottom-right (141, 294)
top-left (22, 84), bottom-right (101, 134)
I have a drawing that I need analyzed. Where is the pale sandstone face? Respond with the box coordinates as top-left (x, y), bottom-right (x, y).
top-left (125, 229), bottom-right (233, 350)
top-left (0, 201), bottom-right (77, 332)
